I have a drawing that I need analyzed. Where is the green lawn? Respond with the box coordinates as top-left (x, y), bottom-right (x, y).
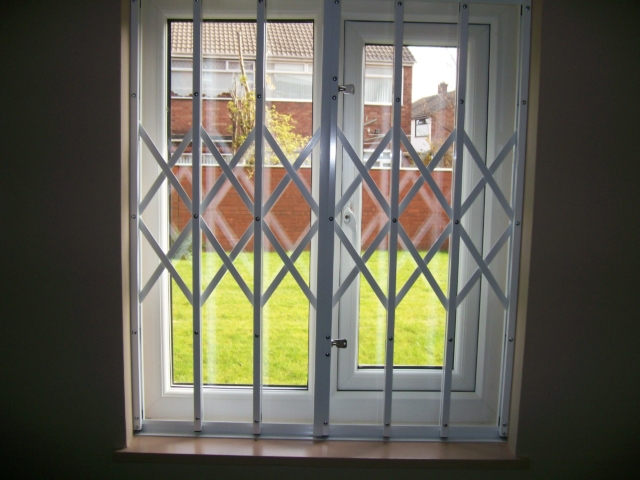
top-left (171, 250), bottom-right (448, 386)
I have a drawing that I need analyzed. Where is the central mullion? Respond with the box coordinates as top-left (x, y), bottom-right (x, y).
top-left (253, 0), bottom-right (267, 436)
top-left (313, 0), bottom-right (341, 438)
top-left (382, 0), bottom-right (404, 438)
top-left (191, 0), bottom-right (203, 433)
top-left (440, 2), bottom-right (470, 439)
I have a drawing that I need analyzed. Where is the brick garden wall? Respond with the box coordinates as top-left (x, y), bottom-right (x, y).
top-left (170, 165), bottom-right (451, 252)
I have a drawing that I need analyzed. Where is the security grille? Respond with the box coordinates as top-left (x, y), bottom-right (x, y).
top-left (129, 0), bottom-right (531, 440)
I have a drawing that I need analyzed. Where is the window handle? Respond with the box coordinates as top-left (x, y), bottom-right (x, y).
top-left (338, 84), bottom-right (355, 95)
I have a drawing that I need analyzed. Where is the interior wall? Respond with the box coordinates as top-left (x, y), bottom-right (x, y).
top-left (1, 0), bottom-right (638, 478)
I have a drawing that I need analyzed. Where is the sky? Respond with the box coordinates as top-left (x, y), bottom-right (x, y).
top-left (408, 46), bottom-right (457, 101)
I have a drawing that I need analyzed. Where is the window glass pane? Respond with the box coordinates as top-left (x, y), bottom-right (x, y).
top-left (358, 44), bottom-right (456, 367)
top-left (169, 20), bottom-right (314, 387)
top-left (263, 21), bottom-right (314, 385)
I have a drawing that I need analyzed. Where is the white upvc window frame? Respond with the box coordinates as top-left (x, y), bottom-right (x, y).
top-left (130, 0), bottom-right (531, 441)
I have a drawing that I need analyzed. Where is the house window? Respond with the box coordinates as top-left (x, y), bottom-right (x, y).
top-left (266, 62), bottom-right (313, 101)
top-left (415, 118), bottom-right (431, 138)
top-left (171, 57), bottom-right (256, 98)
top-left (364, 65), bottom-right (393, 104)
top-left (130, 0), bottom-right (531, 440)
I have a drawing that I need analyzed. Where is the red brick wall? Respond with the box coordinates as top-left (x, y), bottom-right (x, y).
top-left (170, 165), bottom-right (451, 252)
top-left (402, 65), bottom-right (413, 135)
top-left (171, 98), bottom-right (313, 138)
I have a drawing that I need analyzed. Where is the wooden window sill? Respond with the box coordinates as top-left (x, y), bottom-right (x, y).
top-left (114, 436), bottom-right (529, 469)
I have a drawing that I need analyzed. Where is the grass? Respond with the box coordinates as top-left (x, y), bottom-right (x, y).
top-left (171, 250), bottom-right (448, 386)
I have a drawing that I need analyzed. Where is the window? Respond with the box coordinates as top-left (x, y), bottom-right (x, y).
top-left (129, 0), bottom-right (531, 440)
top-left (415, 118), bottom-right (431, 138)
top-left (266, 61), bottom-right (313, 101)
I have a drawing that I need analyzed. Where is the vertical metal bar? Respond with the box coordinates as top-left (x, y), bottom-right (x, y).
top-left (313, 0), bottom-right (341, 438)
top-left (498, 0), bottom-right (532, 438)
top-left (253, 0), bottom-right (267, 436)
top-left (382, 0), bottom-right (405, 439)
top-left (192, 0), bottom-right (203, 433)
top-left (129, 0), bottom-right (142, 432)
top-left (440, 2), bottom-right (469, 439)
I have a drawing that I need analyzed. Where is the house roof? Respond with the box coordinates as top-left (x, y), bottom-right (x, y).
top-left (366, 44), bottom-right (415, 63)
top-left (412, 90), bottom-right (456, 119)
top-left (171, 22), bottom-right (415, 63)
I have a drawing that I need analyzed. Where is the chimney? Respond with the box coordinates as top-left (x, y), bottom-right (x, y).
top-left (438, 82), bottom-right (448, 96)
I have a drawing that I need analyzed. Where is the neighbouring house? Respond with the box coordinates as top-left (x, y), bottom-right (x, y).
top-left (411, 81), bottom-right (455, 167)
top-left (169, 21), bottom-right (415, 165)
top-left (168, 21), bottom-right (445, 253)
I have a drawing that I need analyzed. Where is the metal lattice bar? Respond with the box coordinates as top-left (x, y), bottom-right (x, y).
top-left (139, 220), bottom-right (193, 304)
top-left (202, 126), bottom-right (255, 213)
top-left (334, 223), bottom-right (388, 309)
top-left (440, 2), bottom-right (469, 439)
top-left (460, 132), bottom-right (516, 216)
top-left (200, 129), bottom-right (256, 213)
top-left (263, 128), bottom-right (320, 216)
top-left (139, 128), bottom-right (193, 214)
top-left (264, 129), bottom-right (319, 215)
top-left (382, 0), bottom-right (404, 438)
top-left (200, 220), bottom-right (254, 304)
top-left (140, 222), bottom-right (193, 302)
top-left (337, 128), bottom-right (389, 212)
top-left (396, 223), bottom-right (452, 306)
top-left (262, 220), bottom-right (318, 306)
top-left (253, 0), bottom-right (267, 435)
top-left (139, 125), bottom-right (193, 212)
top-left (313, 0), bottom-right (341, 437)
top-left (399, 130), bottom-right (453, 217)
top-left (200, 222), bottom-right (254, 305)
top-left (129, 0), bottom-right (142, 432)
top-left (464, 135), bottom-right (514, 219)
top-left (262, 224), bottom-right (317, 308)
top-left (456, 224), bottom-right (511, 307)
top-left (335, 129), bottom-right (392, 214)
top-left (459, 227), bottom-right (508, 307)
top-left (191, 0), bottom-right (204, 433)
top-left (397, 226), bottom-right (448, 308)
top-left (332, 221), bottom-right (390, 307)
top-left (499, 0), bottom-right (532, 438)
